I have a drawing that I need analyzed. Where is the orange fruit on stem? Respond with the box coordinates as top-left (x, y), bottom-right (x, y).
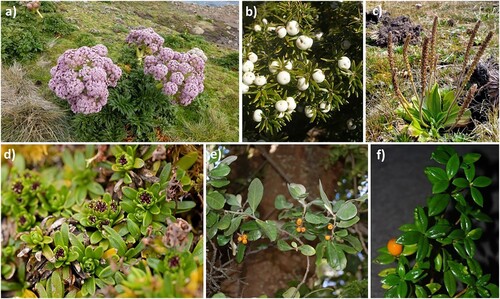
top-left (387, 238), bottom-right (403, 256)
top-left (296, 218), bottom-right (303, 226)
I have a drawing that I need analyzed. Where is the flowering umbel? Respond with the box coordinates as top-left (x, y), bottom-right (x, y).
top-left (48, 44), bottom-right (122, 114)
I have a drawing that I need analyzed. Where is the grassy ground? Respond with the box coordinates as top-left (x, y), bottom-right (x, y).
top-left (366, 1), bottom-right (499, 142)
top-left (2, 1), bottom-right (239, 142)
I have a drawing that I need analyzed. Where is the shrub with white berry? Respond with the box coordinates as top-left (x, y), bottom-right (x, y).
top-left (242, 1), bottom-right (363, 141)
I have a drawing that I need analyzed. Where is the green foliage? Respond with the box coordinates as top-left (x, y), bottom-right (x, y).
top-left (1, 145), bottom-right (203, 297)
top-left (1, 2), bottom-right (74, 63)
top-left (374, 146), bottom-right (498, 298)
top-left (243, 1), bottom-right (363, 140)
top-left (207, 148), bottom-right (368, 297)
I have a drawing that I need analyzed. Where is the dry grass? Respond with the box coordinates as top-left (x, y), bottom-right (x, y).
top-left (366, 1), bottom-right (499, 142)
top-left (1, 63), bottom-right (71, 142)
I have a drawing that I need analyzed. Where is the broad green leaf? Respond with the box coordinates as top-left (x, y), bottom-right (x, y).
top-left (337, 216), bottom-right (360, 228)
top-left (207, 191), bottom-right (225, 210)
top-left (381, 274), bottom-right (400, 286)
top-left (427, 194), bottom-right (450, 216)
top-left (426, 224), bottom-right (451, 239)
top-left (336, 202), bottom-right (357, 220)
top-left (282, 287), bottom-right (300, 298)
top-left (90, 231), bottom-right (103, 244)
top-left (277, 239), bottom-right (293, 251)
top-left (373, 252), bottom-right (396, 265)
top-left (464, 164), bottom-right (475, 182)
top-left (453, 242), bottom-right (467, 259)
top-left (378, 268), bottom-right (397, 277)
top-left (122, 187), bottom-right (138, 200)
top-left (246, 230), bottom-right (261, 241)
top-left (223, 216), bottom-right (242, 237)
top-left (274, 195), bottom-right (293, 210)
top-left (87, 182), bottom-right (105, 195)
top-left (103, 226), bottom-right (126, 256)
top-left (424, 167), bottom-right (448, 183)
top-left (206, 211), bottom-right (218, 227)
top-left (472, 176), bottom-right (492, 187)
top-left (305, 212), bottom-right (329, 224)
top-left (256, 219), bottom-right (278, 241)
top-left (127, 218), bottom-right (141, 239)
top-left (176, 151), bottom-right (198, 171)
top-left (209, 179), bottom-right (230, 188)
top-left (217, 214), bottom-right (232, 230)
top-left (446, 154), bottom-right (459, 179)
top-left (470, 187), bottom-right (483, 207)
top-left (460, 214), bottom-right (472, 232)
top-left (448, 261), bottom-right (473, 284)
top-left (343, 235), bottom-right (362, 252)
top-left (236, 243), bottom-right (246, 263)
top-left (431, 146), bottom-right (456, 164)
top-left (248, 178), bottom-right (264, 213)
top-left (416, 236), bottom-right (429, 262)
top-left (210, 164), bottom-right (231, 178)
top-left (298, 244), bottom-right (316, 256)
top-left (404, 269), bottom-right (423, 281)
top-left (217, 235), bottom-right (231, 246)
top-left (34, 283), bottom-right (48, 298)
top-left (432, 181), bottom-right (449, 194)
top-left (434, 252), bottom-right (442, 272)
top-left (98, 266), bottom-right (114, 278)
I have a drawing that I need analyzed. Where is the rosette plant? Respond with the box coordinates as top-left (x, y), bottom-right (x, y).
top-left (373, 146), bottom-right (499, 298)
top-left (243, 1), bottom-right (363, 141)
top-left (110, 145), bottom-right (145, 184)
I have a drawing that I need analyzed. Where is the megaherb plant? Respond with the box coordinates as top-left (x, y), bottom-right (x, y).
top-left (242, 1), bottom-right (363, 141)
top-left (1, 145), bottom-right (203, 297)
top-left (373, 146), bottom-right (498, 298)
top-left (206, 149), bottom-right (368, 297)
top-left (387, 17), bottom-right (494, 141)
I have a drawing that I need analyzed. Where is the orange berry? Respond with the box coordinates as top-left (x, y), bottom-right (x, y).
top-left (242, 239), bottom-right (248, 245)
top-left (296, 227), bottom-right (302, 233)
top-left (327, 223), bottom-right (334, 230)
top-left (387, 238), bottom-right (403, 256)
top-left (325, 235), bottom-right (331, 241)
top-left (300, 227), bottom-right (306, 233)
top-left (237, 236), bottom-right (243, 242)
top-left (296, 218), bottom-right (303, 226)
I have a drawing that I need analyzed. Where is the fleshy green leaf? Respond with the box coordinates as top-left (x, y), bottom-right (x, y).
top-left (256, 219), bottom-right (278, 241)
top-left (277, 239), bottom-right (293, 251)
top-left (176, 152), bottom-right (198, 171)
top-left (396, 231), bottom-right (421, 245)
top-left (298, 244), bottom-right (316, 256)
top-left (472, 176), bottom-right (492, 188)
top-left (236, 243), bottom-right (246, 263)
top-left (470, 187), bottom-right (483, 207)
top-left (50, 271), bottom-right (63, 298)
top-left (337, 216), bottom-right (360, 228)
top-left (446, 154), bottom-right (460, 179)
top-left (427, 194), bottom-right (450, 216)
top-left (207, 191), bottom-right (225, 210)
top-left (210, 164), bottom-right (231, 177)
top-left (305, 211), bottom-right (329, 224)
top-left (103, 226), bottom-right (126, 256)
top-left (444, 271), bottom-right (456, 297)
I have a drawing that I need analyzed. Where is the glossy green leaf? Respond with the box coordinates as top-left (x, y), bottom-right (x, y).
top-left (464, 164), bottom-right (475, 182)
top-left (432, 180), bottom-right (449, 194)
top-left (415, 207), bottom-right (428, 232)
top-left (397, 280), bottom-right (408, 298)
top-left (217, 214), bottom-right (232, 230)
top-left (446, 154), bottom-right (459, 179)
top-left (462, 153), bottom-right (481, 164)
top-left (426, 224), bottom-right (451, 239)
top-left (426, 282), bottom-right (441, 294)
top-left (447, 229), bottom-right (465, 240)
top-left (246, 229), bottom-right (261, 241)
top-left (248, 178), bottom-right (264, 213)
top-left (396, 231), bottom-right (421, 245)
top-left (50, 271), bottom-right (63, 298)
top-left (122, 187), bottom-right (138, 200)
top-left (452, 178), bottom-right (469, 188)
top-left (381, 274), bottom-right (400, 286)
top-left (472, 176), bottom-right (492, 187)
top-left (127, 218), bottom-right (140, 239)
top-left (378, 268), bottom-right (397, 278)
top-left (217, 234), bottom-right (231, 246)
top-left (344, 235), bottom-right (362, 252)
top-left (431, 146), bottom-right (455, 164)
top-left (404, 269), bottom-right (423, 282)
top-left (470, 187), bottom-right (483, 207)
top-left (416, 235), bottom-right (429, 262)
top-left (434, 252), bottom-right (442, 272)
top-left (424, 167), bottom-right (448, 183)
top-left (453, 242), bottom-right (467, 259)
top-left (444, 270), bottom-right (456, 297)
top-left (318, 180), bottom-right (334, 215)
top-left (207, 191), bottom-right (225, 210)
top-left (427, 194), bottom-right (450, 216)
top-left (467, 228), bottom-right (483, 240)
top-left (35, 282), bottom-right (48, 298)
top-left (448, 261), bottom-right (473, 284)
top-left (399, 223), bottom-right (418, 232)
top-left (415, 285), bottom-right (428, 298)
top-left (460, 214), bottom-right (472, 232)
top-left (336, 202), bottom-right (357, 220)
top-left (464, 237), bottom-right (476, 257)
top-left (374, 253), bottom-right (396, 265)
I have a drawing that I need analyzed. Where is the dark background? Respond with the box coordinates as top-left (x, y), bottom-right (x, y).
top-left (370, 145), bottom-right (499, 297)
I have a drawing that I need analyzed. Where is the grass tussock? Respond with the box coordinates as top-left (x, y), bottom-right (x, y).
top-left (1, 62), bottom-right (71, 142)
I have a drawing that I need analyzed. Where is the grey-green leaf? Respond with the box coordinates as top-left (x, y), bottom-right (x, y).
top-left (248, 178), bottom-right (264, 214)
top-left (336, 202), bottom-right (357, 220)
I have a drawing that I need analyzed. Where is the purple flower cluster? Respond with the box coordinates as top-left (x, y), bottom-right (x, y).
top-left (144, 47), bottom-right (206, 105)
top-left (48, 45), bottom-right (122, 114)
top-left (126, 28), bottom-right (165, 54)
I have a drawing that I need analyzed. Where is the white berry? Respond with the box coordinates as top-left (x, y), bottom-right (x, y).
top-left (269, 60), bottom-right (280, 74)
top-left (286, 97), bottom-right (296, 111)
top-left (276, 71), bottom-right (291, 85)
top-left (338, 56), bottom-right (351, 70)
top-left (286, 20), bottom-right (300, 36)
top-left (312, 69), bottom-right (325, 83)
top-left (305, 106), bottom-right (314, 118)
top-left (296, 35), bottom-right (313, 50)
top-left (241, 83), bottom-right (249, 94)
top-left (242, 72), bottom-right (255, 85)
top-left (275, 100), bottom-right (289, 112)
top-left (319, 101), bottom-right (331, 113)
top-left (242, 60), bottom-right (254, 73)
top-left (254, 25), bottom-right (262, 32)
top-left (247, 52), bottom-right (258, 63)
top-left (253, 109), bottom-right (263, 122)
top-left (297, 77), bottom-right (309, 91)
top-left (254, 75), bottom-right (267, 86)
top-left (276, 26), bottom-right (287, 38)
